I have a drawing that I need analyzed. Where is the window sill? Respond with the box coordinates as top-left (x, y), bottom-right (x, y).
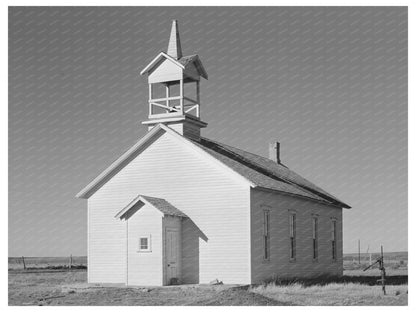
top-left (137, 250), bottom-right (152, 253)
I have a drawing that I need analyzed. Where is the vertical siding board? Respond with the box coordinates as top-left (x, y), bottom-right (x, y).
top-left (250, 188), bottom-right (343, 284)
top-left (127, 205), bottom-right (163, 286)
top-left (88, 133), bottom-right (251, 284)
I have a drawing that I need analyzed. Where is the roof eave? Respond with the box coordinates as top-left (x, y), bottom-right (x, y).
top-left (114, 195), bottom-right (188, 219)
top-left (140, 52), bottom-right (185, 76)
top-left (193, 57), bottom-right (208, 79)
top-left (76, 123), bottom-right (255, 200)
top-left (75, 125), bottom-right (166, 199)
top-left (157, 124), bottom-right (256, 188)
top-left (253, 185), bottom-right (351, 209)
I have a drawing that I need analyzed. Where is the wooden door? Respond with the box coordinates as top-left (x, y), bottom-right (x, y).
top-left (165, 228), bottom-right (179, 284)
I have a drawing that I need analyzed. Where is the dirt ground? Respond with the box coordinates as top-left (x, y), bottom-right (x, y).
top-left (8, 269), bottom-right (407, 306)
top-left (8, 270), bottom-right (284, 306)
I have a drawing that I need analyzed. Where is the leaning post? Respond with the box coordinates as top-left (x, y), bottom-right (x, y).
top-left (380, 246), bottom-right (386, 295)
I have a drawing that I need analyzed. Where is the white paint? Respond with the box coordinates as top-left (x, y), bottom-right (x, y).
top-left (85, 129), bottom-right (345, 286)
top-left (127, 203), bottom-right (163, 286)
top-left (140, 52), bottom-right (184, 76)
top-left (148, 58), bottom-right (183, 84)
top-left (87, 132), bottom-right (251, 285)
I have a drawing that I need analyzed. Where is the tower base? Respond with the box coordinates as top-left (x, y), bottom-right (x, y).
top-left (142, 115), bottom-right (207, 141)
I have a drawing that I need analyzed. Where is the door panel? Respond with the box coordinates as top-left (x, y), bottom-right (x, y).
top-left (166, 228), bottom-right (179, 284)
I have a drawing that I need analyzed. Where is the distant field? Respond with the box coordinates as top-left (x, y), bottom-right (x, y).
top-left (343, 251), bottom-right (408, 272)
top-left (8, 252), bottom-right (407, 271)
top-left (8, 256), bottom-right (87, 270)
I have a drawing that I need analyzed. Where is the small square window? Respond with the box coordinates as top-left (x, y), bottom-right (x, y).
top-left (138, 236), bottom-right (151, 252)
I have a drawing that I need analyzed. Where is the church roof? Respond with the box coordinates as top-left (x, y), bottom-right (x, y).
top-left (77, 124), bottom-right (350, 209)
top-left (178, 54), bottom-right (208, 79)
top-left (114, 195), bottom-right (188, 220)
top-left (194, 137), bottom-right (350, 208)
top-left (139, 52), bottom-right (208, 80)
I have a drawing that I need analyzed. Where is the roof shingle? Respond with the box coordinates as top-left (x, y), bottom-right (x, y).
top-left (194, 137), bottom-right (350, 208)
top-left (140, 195), bottom-right (188, 217)
top-left (115, 195), bottom-right (188, 219)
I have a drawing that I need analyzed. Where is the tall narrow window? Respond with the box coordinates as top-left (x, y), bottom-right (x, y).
top-left (331, 220), bottom-right (337, 260)
top-left (289, 213), bottom-right (296, 260)
top-left (263, 210), bottom-right (270, 260)
top-left (312, 217), bottom-right (318, 260)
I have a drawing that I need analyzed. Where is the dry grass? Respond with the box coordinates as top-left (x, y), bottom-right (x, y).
top-left (251, 282), bottom-right (408, 306)
top-left (9, 267), bottom-right (408, 306)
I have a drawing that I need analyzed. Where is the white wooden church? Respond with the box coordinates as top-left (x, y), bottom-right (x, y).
top-left (77, 20), bottom-right (351, 286)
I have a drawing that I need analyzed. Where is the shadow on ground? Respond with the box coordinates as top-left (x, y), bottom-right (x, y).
top-left (189, 286), bottom-right (293, 306)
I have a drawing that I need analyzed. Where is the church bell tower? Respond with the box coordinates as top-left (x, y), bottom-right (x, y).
top-left (140, 20), bottom-right (208, 141)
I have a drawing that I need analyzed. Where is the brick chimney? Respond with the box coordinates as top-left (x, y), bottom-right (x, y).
top-left (269, 142), bottom-right (281, 164)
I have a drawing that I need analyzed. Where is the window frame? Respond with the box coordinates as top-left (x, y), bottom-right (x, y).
top-left (289, 211), bottom-right (296, 261)
top-left (330, 219), bottom-right (337, 261)
top-left (138, 235), bottom-right (152, 252)
top-left (263, 209), bottom-right (271, 261)
top-left (312, 215), bottom-right (318, 261)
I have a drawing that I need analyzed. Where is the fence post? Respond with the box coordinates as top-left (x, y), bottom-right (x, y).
top-left (22, 256), bottom-right (26, 270)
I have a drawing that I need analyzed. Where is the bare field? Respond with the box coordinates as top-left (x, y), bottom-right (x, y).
top-left (8, 268), bottom-right (407, 306)
top-left (8, 270), bottom-right (281, 306)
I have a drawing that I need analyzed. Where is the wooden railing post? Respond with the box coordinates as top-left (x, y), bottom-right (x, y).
top-left (179, 79), bottom-right (184, 115)
top-left (196, 80), bottom-right (200, 118)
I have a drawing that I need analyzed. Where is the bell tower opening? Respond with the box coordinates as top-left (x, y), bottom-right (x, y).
top-left (140, 20), bottom-right (208, 141)
top-left (148, 79), bottom-right (200, 119)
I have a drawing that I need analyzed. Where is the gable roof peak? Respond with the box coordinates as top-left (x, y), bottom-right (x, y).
top-left (167, 20), bottom-right (183, 59)
top-left (114, 194), bottom-right (188, 220)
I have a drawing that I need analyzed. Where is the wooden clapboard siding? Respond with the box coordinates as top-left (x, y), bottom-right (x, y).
top-left (250, 188), bottom-right (343, 284)
top-left (88, 132), bottom-right (251, 284)
top-left (88, 195), bottom-right (128, 284)
top-left (127, 204), bottom-right (163, 286)
top-left (149, 59), bottom-right (182, 84)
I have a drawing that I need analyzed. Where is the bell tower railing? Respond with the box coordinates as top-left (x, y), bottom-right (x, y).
top-left (148, 79), bottom-right (200, 119)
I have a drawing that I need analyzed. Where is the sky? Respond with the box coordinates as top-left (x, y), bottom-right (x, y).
top-left (9, 6), bottom-right (407, 256)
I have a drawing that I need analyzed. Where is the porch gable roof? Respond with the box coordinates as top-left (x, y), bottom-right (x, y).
top-left (115, 195), bottom-right (188, 220)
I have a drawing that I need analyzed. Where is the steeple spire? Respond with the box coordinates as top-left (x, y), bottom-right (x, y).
top-left (167, 20), bottom-right (183, 59)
